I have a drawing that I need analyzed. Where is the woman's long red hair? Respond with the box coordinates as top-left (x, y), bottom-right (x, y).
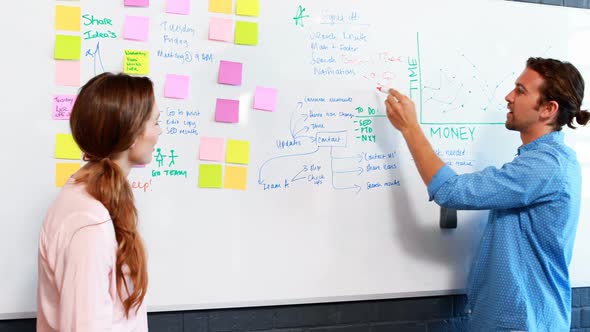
top-left (69, 72), bottom-right (153, 316)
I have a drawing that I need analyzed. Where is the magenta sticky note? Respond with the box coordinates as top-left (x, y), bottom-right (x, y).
top-left (125, 0), bottom-right (149, 7)
top-left (124, 16), bottom-right (149, 41)
top-left (209, 18), bottom-right (234, 42)
top-left (199, 137), bottom-right (225, 161)
top-left (166, 0), bottom-right (190, 14)
top-left (55, 61), bottom-right (80, 86)
top-left (215, 99), bottom-right (239, 123)
top-left (164, 74), bottom-right (190, 99)
top-left (53, 95), bottom-right (76, 120)
top-left (218, 60), bottom-right (243, 86)
top-left (253, 86), bottom-right (278, 112)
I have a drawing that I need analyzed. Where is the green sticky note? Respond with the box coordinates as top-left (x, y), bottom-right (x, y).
top-left (234, 21), bottom-right (258, 45)
top-left (55, 133), bottom-right (82, 160)
top-left (198, 164), bottom-right (223, 188)
top-left (54, 35), bottom-right (81, 60)
top-left (124, 50), bottom-right (149, 75)
top-left (236, 0), bottom-right (259, 16)
top-left (226, 140), bottom-right (250, 164)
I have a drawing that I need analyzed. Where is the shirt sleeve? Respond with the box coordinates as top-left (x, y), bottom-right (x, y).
top-left (427, 149), bottom-right (562, 210)
top-left (59, 222), bottom-right (115, 332)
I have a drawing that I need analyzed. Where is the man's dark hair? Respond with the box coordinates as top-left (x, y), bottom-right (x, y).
top-left (526, 57), bottom-right (589, 130)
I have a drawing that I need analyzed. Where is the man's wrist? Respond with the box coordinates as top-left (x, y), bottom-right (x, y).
top-left (400, 123), bottom-right (422, 138)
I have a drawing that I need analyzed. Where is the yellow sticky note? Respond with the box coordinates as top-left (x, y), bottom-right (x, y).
top-left (198, 164), bottom-right (223, 188)
top-left (234, 21), bottom-right (258, 45)
top-left (56, 163), bottom-right (81, 187)
top-left (55, 5), bottom-right (81, 31)
top-left (124, 50), bottom-right (149, 75)
top-left (55, 134), bottom-right (82, 160)
top-left (226, 140), bottom-right (249, 164)
top-left (54, 35), bottom-right (81, 60)
top-left (236, 0), bottom-right (259, 16)
top-left (209, 0), bottom-right (232, 14)
top-left (224, 165), bottom-right (247, 190)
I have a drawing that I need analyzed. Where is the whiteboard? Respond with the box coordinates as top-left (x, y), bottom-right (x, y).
top-left (1, 0), bottom-right (589, 319)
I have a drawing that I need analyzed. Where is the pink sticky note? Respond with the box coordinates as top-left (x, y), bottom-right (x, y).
top-left (215, 99), bottom-right (239, 123)
top-left (166, 0), bottom-right (190, 14)
top-left (218, 60), bottom-right (243, 86)
top-left (253, 86), bottom-right (278, 112)
top-left (209, 18), bottom-right (234, 42)
top-left (164, 74), bottom-right (190, 99)
top-left (55, 61), bottom-right (80, 86)
top-left (125, 0), bottom-right (149, 7)
top-left (199, 137), bottom-right (225, 161)
top-left (52, 95), bottom-right (76, 120)
top-left (124, 16), bottom-right (149, 41)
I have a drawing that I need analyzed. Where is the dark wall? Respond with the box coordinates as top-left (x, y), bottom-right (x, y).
top-left (1, 289), bottom-right (590, 331)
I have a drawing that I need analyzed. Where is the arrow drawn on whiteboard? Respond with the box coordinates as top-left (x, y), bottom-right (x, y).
top-left (333, 183), bottom-right (362, 194)
top-left (290, 168), bottom-right (307, 182)
top-left (333, 167), bottom-right (363, 176)
top-left (85, 41), bottom-right (105, 76)
top-left (293, 126), bottom-right (309, 137)
top-left (257, 145), bottom-right (320, 185)
top-left (330, 150), bottom-right (363, 163)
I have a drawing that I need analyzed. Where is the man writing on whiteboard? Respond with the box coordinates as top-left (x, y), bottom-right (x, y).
top-left (383, 57), bottom-right (589, 331)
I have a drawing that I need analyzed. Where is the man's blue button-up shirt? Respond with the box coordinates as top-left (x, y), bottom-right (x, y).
top-left (428, 131), bottom-right (582, 331)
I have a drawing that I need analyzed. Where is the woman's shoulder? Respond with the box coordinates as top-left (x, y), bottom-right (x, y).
top-left (42, 179), bottom-right (112, 235)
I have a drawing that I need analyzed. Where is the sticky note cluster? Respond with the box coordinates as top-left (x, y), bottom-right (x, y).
top-left (54, 4), bottom-right (82, 87)
top-left (208, 0), bottom-right (259, 45)
top-left (198, 137), bottom-right (250, 190)
top-left (209, 0), bottom-right (259, 16)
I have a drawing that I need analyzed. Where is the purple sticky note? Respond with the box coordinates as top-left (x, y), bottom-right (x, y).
top-left (125, 0), bottom-right (149, 7)
top-left (55, 60), bottom-right (80, 86)
top-left (253, 86), bottom-right (278, 112)
top-left (166, 0), bottom-right (190, 15)
top-left (53, 95), bottom-right (76, 120)
top-left (215, 99), bottom-right (239, 123)
top-left (218, 60), bottom-right (243, 86)
top-left (209, 18), bottom-right (234, 42)
top-left (124, 16), bottom-right (149, 41)
top-left (199, 137), bottom-right (225, 161)
top-left (164, 74), bottom-right (190, 99)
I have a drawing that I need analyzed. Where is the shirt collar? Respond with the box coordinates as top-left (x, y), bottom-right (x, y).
top-left (517, 131), bottom-right (564, 155)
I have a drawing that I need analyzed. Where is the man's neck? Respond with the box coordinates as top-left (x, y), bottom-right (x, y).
top-left (520, 126), bottom-right (554, 146)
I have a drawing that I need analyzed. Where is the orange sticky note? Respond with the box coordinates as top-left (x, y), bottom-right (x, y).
top-left (224, 165), bottom-right (247, 190)
top-left (55, 5), bottom-right (81, 31)
top-left (209, 0), bottom-right (232, 13)
top-left (55, 162), bottom-right (81, 187)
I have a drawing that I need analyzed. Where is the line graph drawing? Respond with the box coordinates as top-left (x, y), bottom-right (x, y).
top-left (420, 53), bottom-right (516, 124)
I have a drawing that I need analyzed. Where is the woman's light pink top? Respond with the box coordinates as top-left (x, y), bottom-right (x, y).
top-left (37, 178), bottom-right (148, 332)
